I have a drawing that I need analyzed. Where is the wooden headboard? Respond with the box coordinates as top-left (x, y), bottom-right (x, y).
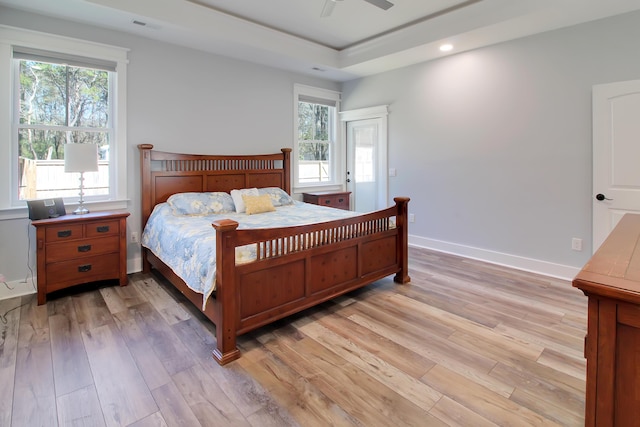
top-left (138, 144), bottom-right (291, 228)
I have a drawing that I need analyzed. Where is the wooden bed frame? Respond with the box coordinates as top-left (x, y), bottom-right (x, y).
top-left (139, 144), bottom-right (410, 364)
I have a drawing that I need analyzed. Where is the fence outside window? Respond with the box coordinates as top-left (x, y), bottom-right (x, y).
top-left (19, 157), bottom-right (109, 200)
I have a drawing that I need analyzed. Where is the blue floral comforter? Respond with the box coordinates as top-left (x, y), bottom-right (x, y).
top-left (142, 201), bottom-right (360, 308)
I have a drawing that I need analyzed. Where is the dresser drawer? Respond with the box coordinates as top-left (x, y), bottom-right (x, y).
top-left (46, 253), bottom-right (120, 293)
top-left (45, 236), bottom-right (120, 263)
top-left (45, 224), bottom-right (84, 242)
top-left (303, 191), bottom-right (351, 210)
top-left (320, 194), bottom-right (349, 209)
top-left (86, 219), bottom-right (120, 237)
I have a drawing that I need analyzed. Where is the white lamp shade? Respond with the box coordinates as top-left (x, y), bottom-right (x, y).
top-left (64, 143), bottom-right (99, 173)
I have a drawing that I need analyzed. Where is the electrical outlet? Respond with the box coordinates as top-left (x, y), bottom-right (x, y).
top-left (409, 214), bottom-right (415, 223)
top-left (131, 232), bottom-right (139, 243)
top-left (571, 238), bottom-right (583, 251)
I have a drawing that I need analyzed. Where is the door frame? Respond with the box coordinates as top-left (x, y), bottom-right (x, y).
top-left (340, 105), bottom-right (388, 211)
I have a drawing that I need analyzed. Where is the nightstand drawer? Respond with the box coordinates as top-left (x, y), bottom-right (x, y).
top-left (320, 194), bottom-right (349, 209)
top-left (46, 253), bottom-right (120, 292)
top-left (86, 220), bottom-right (120, 237)
top-left (303, 191), bottom-right (351, 210)
top-left (45, 224), bottom-right (84, 242)
top-left (46, 236), bottom-right (120, 263)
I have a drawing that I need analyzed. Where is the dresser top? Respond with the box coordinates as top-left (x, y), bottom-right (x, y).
top-left (573, 213), bottom-right (640, 301)
top-left (303, 191), bottom-right (351, 196)
top-left (31, 210), bottom-right (130, 227)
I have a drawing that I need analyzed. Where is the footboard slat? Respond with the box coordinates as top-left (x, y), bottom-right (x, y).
top-left (236, 206), bottom-right (398, 263)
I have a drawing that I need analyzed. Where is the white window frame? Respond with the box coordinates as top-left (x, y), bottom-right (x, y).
top-left (293, 84), bottom-right (342, 191)
top-left (0, 25), bottom-right (129, 219)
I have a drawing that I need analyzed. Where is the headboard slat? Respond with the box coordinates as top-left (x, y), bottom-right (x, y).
top-left (139, 145), bottom-right (292, 233)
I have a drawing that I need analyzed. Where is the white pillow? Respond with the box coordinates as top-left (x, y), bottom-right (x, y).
top-left (230, 188), bottom-right (259, 213)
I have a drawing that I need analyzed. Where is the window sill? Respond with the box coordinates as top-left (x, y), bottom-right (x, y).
top-left (0, 199), bottom-right (129, 221)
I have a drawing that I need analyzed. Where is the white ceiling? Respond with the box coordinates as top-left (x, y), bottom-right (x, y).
top-left (2, 0), bottom-right (640, 81)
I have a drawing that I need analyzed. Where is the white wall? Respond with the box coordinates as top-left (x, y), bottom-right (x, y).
top-left (342, 10), bottom-right (640, 278)
top-left (0, 6), bottom-right (338, 293)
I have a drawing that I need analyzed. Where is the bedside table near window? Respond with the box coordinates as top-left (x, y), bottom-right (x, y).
top-left (303, 191), bottom-right (351, 210)
top-left (32, 210), bottom-right (130, 305)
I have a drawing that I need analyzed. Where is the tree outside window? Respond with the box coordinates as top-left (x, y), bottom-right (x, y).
top-left (298, 101), bottom-right (334, 183)
top-left (17, 59), bottom-right (111, 200)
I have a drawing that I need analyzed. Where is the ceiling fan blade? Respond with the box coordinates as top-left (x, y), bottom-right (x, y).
top-left (321, 0), bottom-right (337, 17)
top-left (363, 0), bottom-right (394, 10)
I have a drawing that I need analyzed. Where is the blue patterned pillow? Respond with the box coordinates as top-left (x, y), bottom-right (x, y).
top-left (167, 192), bottom-right (235, 215)
top-left (258, 187), bottom-right (294, 207)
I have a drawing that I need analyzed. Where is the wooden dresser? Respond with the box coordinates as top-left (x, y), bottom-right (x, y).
top-left (32, 210), bottom-right (130, 305)
top-left (573, 213), bottom-right (640, 426)
top-left (303, 191), bottom-right (351, 210)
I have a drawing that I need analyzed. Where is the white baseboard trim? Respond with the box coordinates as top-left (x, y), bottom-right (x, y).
top-left (0, 279), bottom-right (36, 301)
top-left (0, 239), bottom-right (579, 302)
top-left (409, 235), bottom-right (581, 281)
top-left (127, 255), bottom-right (143, 275)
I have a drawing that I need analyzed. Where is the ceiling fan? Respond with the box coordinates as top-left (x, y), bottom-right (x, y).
top-left (321, 0), bottom-right (394, 17)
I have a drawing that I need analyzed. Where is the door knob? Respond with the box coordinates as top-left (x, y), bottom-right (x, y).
top-left (595, 193), bottom-right (613, 201)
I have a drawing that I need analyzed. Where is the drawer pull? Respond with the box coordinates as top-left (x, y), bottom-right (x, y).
top-left (57, 230), bottom-right (72, 238)
top-left (96, 225), bottom-right (110, 233)
top-left (324, 199), bottom-right (331, 204)
top-left (78, 264), bottom-right (92, 273)
top-left (77, 244), bottom-right (92, 253)
top-left (338, 198), bottom-right (344, 203)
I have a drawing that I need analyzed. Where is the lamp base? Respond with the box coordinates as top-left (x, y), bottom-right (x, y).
top-left (73, 172), bottom-right (89, 215)
top-left (73, 206), bottom-right (90, 215)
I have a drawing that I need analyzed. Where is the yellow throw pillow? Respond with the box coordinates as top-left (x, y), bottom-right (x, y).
top-left (242, 194), bottom-right (275, 215)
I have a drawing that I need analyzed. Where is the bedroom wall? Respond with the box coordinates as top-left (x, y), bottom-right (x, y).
top-left (341, 10), bottom-right (640, 278)
top-left (0, 6), bottom-right (339, 295)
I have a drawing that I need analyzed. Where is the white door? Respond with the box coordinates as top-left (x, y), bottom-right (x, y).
top-left (592, 80), bottom-right (640, 251)
top-left (341, 106), bottom-right (388, 213)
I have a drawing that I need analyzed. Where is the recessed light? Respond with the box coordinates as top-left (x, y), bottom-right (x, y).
top-left (439, 44), bottom-right (453, 52)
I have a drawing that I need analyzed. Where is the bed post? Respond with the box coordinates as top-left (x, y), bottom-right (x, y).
top-left (281, 148), bottom-right (292, 195)
top-left (211, 219), bottom-right (242, 365)
top-left (138, 144), bottom-right (154, 273)
top-left (393, 197), bottom-right (411, 284)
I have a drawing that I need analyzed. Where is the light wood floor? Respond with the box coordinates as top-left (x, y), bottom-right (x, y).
top-left (0, 247), bottom-right (587, 426)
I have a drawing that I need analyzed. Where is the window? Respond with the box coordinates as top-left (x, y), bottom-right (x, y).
top-left (15, 51), bottom-right (112, 200)
top-left (0, 26), bottom-right (128, 216)
top-left (294, 84), bottom-right (341, 188)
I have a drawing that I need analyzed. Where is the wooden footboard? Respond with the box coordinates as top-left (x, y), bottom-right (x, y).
top-left (211, 197), bottom-right (410, 364)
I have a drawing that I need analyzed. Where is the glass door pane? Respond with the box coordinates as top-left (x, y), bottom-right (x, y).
top-left (348, 119), bottom-right (378, 213)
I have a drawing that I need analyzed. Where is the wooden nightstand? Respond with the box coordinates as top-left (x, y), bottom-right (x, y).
top-left (32, 210), bottom-right (130, 305)
top-left (303, 191), bottom-right (351, 210)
